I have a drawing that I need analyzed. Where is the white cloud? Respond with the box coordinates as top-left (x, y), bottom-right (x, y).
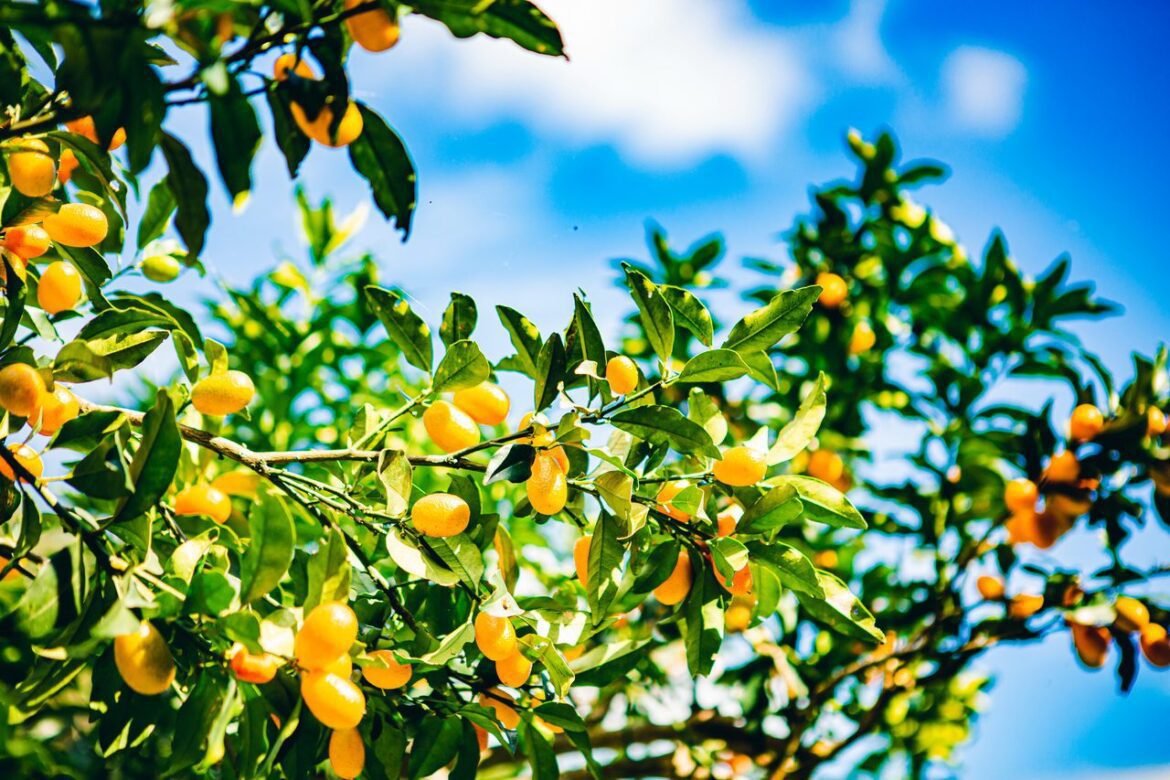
top-left (941, 46), bottom-right (1027, 136)
top-left (831, 0), bottom-right (899, 83)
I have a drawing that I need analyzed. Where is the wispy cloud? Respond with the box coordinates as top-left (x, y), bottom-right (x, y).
top-left (941, 46), bottom-right (1027, 136)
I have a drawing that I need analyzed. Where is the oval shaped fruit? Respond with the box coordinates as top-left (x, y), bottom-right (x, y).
top-left (452, 382), bottom-right (510, 426)
top-left (1003, 478), bottom-right (1038, 513)
top-left (712, 446), bottom-right (767, 487)
top-left (479, 690), bottom-right (520, 729)
top-left (713, 560), bottom-right (752, 596)
top-left (211, 469), bottom-right (262, 497)
top-left (174, 484), bottom-right (232, 524)
top-left (290, 101), bottom-right (364, 147)
top-left (322, 653), bottom-right (354, 679)
top-left (1008, 593), bottom-right (1043, 619)
top-left (191, 370), bottom-right (255, 416)
top-left (496, 650), bottom-right (533, 688)
top-left (34, 385), bottom-right (79, 435)
top-left (0, 443), bottom-right (43, 482)
top-left (848, 320), bottom-right (876, 355)
top-left (527, 453), bottom-right (567, 515)
top-left (329, 727), bottom-right (366, 779)
top-left (3, 225), bottom-right (51, 259)
top-left (301, 671), bottom-right (365, 729)
top-left (361, 649), bottom-right (411, 690)
top-left (605, 355), bottom-right (639, 395)
top-left (656, 479), bottom-right (693, 522)
top-left (43, 203), bottom-right (108, 247)
top-left (1114, 596), bottom-right (1150, 632)
top-left (230, 643), bottom-right (281, 684)
top-left (807, 449), bottom-right (845, 484)
top-left (1140, 623), bottom-right (1170, 668)
top-left (295, 602), bottom-right (359, 671)
top-left (7, 138), bottom-right (55, 197)
top-left (716, 506), bottom-right (741, 537)
top-left (1147, 407), bottom-right (1167, 438)
top-left (37, 261), bottom-right (82, 314)
top-left (474, 612), bottom-right (517, 661)
top-left (573, 535), bottom-right (591, 588)
top-left (141, 254), bottom-right (182, 282)
top-left (114, 621), bottom-right (176, 695)
top-left (815, 272), bottom-right (848, 308)
top-left (423, 400), bottom-right (481, 453)
top-left (725, 596), bottom-right (754, 633)
top-left (273, 52), bottom-right (316, 81)
top-left (1069, 403), bottom-right (1104, 441)
top-left (344, 0), bottom-right (400, 52)
top-left (1070, 622), bottom-right (1110, 669)
top-left (976, 575), bottom-right (1004, 601)
top-left (653, 551), bottom-right (693, 606)
top-left (411, 492), bottom-right (470, 537)
top-left (1044, 451), bottom-right (1079, 483)
top-left (0, 362), bottom-right (46, 417)
top-left (547, 444), bottom-right (570, 474)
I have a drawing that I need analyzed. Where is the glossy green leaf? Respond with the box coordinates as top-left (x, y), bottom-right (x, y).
top-left (677, 349), bottom-right (749, 383)
top-left (610, 405), bottom-right (721, 458)
top-left (433, 339), bottom-right (490, 392)
top-left (365, 286), bottom-right (433, 373)
top-left (722, 286), bottom-right (819, 354)
top-left (240, 490), bottom-right (296, 604)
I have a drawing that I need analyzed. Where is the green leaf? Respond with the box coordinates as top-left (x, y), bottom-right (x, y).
top-left (496, 305), bottom-right (543, 378)
top-left (586, 513), bottom-right (625, 625)
top-left (52, 332), bottom-right (168, 383)
top-left (410, 717), bottom-right (464, 780)
top-left (610, 405), bottom-right (721, 458)
top-left (265, 87), bottom-right (310, 178)
top-left (678, 557), bottom-right (723, 677)
top-left (208, 78), bottom-right (261, 202)
top-left (136, 179), bottom-right (175, 249)
top-left (304, 528), bottom-right (352, 611)
top-left (428, 534), bottom-right (484, 590)
top-left (661, 285), bottom-right (714, 346)
top-left (677, 349), bottom-right (749, 383)
top-left (520, 634), bottom-right (575, 697)
top-left (0, 255), bottom-right (26, 351)
top-left (377, 449), bottom-right (413, 517)
top-left (747, 540), bottom-right (822, 597)
top-left (533, 332), bottom-right (566, 412)
top-left (622, 263), bottom-right (674, 364)
top-left (687, 388), bottom-right (727, 446)
top-left (570, 638), bottom-right (652, 687)
top-left (414, 621), bottom-right (475, 665)
top-left (484, 443), bottom-right (536, 485)
top-left (709, 537), bottom-right (749, 586)
top-left (412, 0), bottom-right (565, 57)
top-left (159, 133), bottom-right (210, 256)
top-left (570, 293), bottom-right (607, 399)
top-left (240, 490), bottom-right (296, 604)
top-left (440, 292), bottom-right (477, 347)
top-left (767, 475), bottom-right (866, 529)
top-left (520, 721), bottom-right (559, 780)
top-left (738, 484), bottom-right (802, 534)
top-left (768, 373), bottom-right (827, 464)
top-left (795, 570), bottom-right (883, 643)
top-left (365, 286), bottom-right (433, 373)
top-left (721, 286), bottom-right (819, 354)
top-left (348, 103), bottom-right (416, 238)
top-left (386, 529), bottom-right (459, 587)
top-left (112, 392), bottom-right (180, 524)
top-left (433, 339), bottom-right (490, 392)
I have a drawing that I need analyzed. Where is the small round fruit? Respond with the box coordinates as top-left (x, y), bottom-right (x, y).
top-left (56, 149), bottom-right (78, 183)
top-left (496, 651), bottom-right (533, 688)
top-left (273, 53), bottom-right (316, 81)
top-left (423, 400), bottom-right (481, 453)
top-left (230, 643), bottom-right (281, 684)
top-left (1070, 622), bottom-right (1110, 669)
top-left (1140, 623), bottom-right (1170, 668)
top-left (37, 261), bottom-right (82, 314)
top-left (43, 203), bottom-right (108, 247)
top-left (0, 362), bottom-right (46, 417)
top-left (290, 101), bottom-right (364, 147)
top-left (814, 549), bottom-right (838, 569)
top-left (0, 444), bottom-right (42, 482)
top-left (344, 0), bottom-right (400, 52)
top-left (480, 690), bottom-right (520, 729)
top-left (714, 561), bottom-right (752, 597)
top-left (1044, 451), bottom-right (1079, 483)
top-left (848, 320), bottom-right (876, 355)
top-left (656, 479), bottom-right (693, 522)
top-left (114, 621), bottom-right (176, 695)
top-left (295, 602), bottom-right (359, 671)
top-left (527, 453), bottom-right (567, 515)
top-left (173, 484), bottom-right (232, 524)
top-left (1148, 407), bottom-right (1167, 438)
top-left (34, 386), bottom-right (79, 435)
top-left (329, 727), bottom-right (365, 779)
top-left (411, 493), bottom-right (470, 537)
top-left (141, 254), bottom-right (182, 282)
top-left (815, 272), bottom-right (848, 308)
top-left (1114, 596), bottom-right (1150, 632)
top-left (1008, 594), bottom-right (1043, 619)
top-left (716, 506), bottom-right (741, 537)
top-left (191, 370), bottom-right (255, 416)
top-left (806, 449), bottom-right (845, 484)
top-left (301, 671), bottom-right (366, 729)
top-left (653, 551), bottom-right (693, 606)
top-left (712, 446), bottom-right (766, 487)
top-left (725, 597), bottom-right (754, 633)
top-left (573, 535), bottom-right (591, 588)
top-left (452, 382), bottom-right (510, 426)
top-left (2, 225), bottom-right (51, 259)
top-left (7, 138), bottom-right (55, 197)
top-left (211, 469), bottom-right (262, 497)
top-left (362, 649), bottom-right (411, 690)
top-left (605, 356), bottom-right (639, 395)
top-left (976, 575), bottom-right (1005, 601)
top-left (1069, 403), bottom-right (1104, 441)
top-left (1004, 478), bottom-right (1038, 513)
top-left (474, 612), bottom-right (517, 661)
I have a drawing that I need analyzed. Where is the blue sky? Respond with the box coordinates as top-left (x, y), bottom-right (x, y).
top-left (143, 1), bottom-right (1170, 775)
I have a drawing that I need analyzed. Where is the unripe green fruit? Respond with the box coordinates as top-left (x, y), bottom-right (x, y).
top-left (141, 254), bottom-right (182, 283)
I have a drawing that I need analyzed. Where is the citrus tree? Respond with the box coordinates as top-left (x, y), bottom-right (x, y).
top-left (1, 3), bottom-right (1168, 779)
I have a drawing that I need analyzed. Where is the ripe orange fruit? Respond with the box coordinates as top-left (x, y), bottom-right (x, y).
top-left (806, 449), bottom-right (845, 484)
top-left (480, 690), bottom-right (521, 729)
top-left (423, 399), bottom-right (481, 453)
top-left (474, 612), bottom-right (517, 661)
top-left (813, 549), bottom-right (838, 569)
top-left (605, 355), bottom-right (639, 395)
top-left (1147, 407), bottom-right (1167, 438)
top-left (301, 671), bottom-right (366, 729)
top-left (716, 506), bottom-right (741, 537)
top-left (1139, 623), bottom-right (1170, 668)
top-left (1069, 403), bottom-right (1104, 441)
top-left (1044, 451), bottom-right (1079, 483)
top-left (411, 492), bottom-right (471, 537)
top-left (713, 446), bottom-right (767, 486)
top-left (1005, 509), bottom-right (1037, 546)
top-left (573, 535), bottom-right (591, 588)
top-left (191, 370), bottom-right (255, 416)
top-left (656, 479), bottom-right (693, 522)
top-left (815, 272), bottom-right (848, 308)
top-left (725, 597), bottom-right (753, 633)
top-left (0, 362), bottom-right (46, 417)
top-left (475, 724), bottom-right (489, 752)
top-left (1003, 478), bottom-right (1038, 513)
top-left (546, 444), bottom-right (570, 474)
top-left (295, 602), bottom-right (359, 671)
top-left (290, 101), bottom-right (364, 147)
top-left (2, 225), bottom-right (51, 259)
top-left (976, 575), bottom-right (1004, 601)
top-left (34, 385), bottom-right (79, 435)
top-left (1069, 622), bottom-right (1110, 669)
top-left (653, 550), bottom-right (693, 606)
top-left (273, 53), bottom-right (316, 81)
top-left (37, 261), bottom-right (82, 314)
top-left (496, 650), bottom-right (533, 688)
top-left (329, 727), bottom-right (365, 779)
top-left (517, 412), bottom-right (555, 446)
top-left (229, 643), bottom-right (281, 684)
top-left (848, 320), bottom-right (876, 355)
top-left (141, 254), bottom-right (182, 282)
top-left (0, 443), bottom-right (43, 482)
top-left (56, 149), bottom-right (78, 183)
top-left (65, 116), bottom-right (126, 150)
top-left (452, 382), bottom-right (510, 426)
top-left (527, 452), bottom-right (568, 515)
top-left (174, 484), bottom-right (232, 524)
top-left (344, 0), bottom-right (400, 52)
top-left (713, 560), bottom-right (752, 596)
top-left (7, 138), bottom-right (56, 197)
top-left (1046, 492), bottom-right (1092, 522)
top-left (1008, 594), bottom-right (1043, 619)
top-left (114, 621), bottom-right (176, 695)
top-left (361, 649), bottom-right (411, 690)
top-left (210, 469), bottom-right (261, 497)
top-left (43, 203), bottom-right (108, 247)
top-left (321, 653), bottom-right (353, 678)
top-left (1114, 596), bottom-right (1149, 632)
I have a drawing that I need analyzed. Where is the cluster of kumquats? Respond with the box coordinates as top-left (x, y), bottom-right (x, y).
top-left (974, 402), bottom-right (1170, 672)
